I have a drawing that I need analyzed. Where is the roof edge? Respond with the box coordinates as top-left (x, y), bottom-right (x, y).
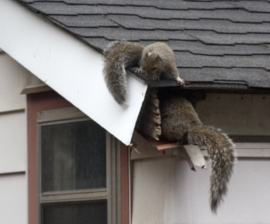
top-left (0, 0), bottom-right (148, 145)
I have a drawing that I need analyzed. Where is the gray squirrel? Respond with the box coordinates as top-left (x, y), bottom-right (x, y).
top-left (103, 41), bottom-right (184, 104)
top-left (159, 93), bottom-right (237, 213)
top-left (103, 40), bottom-right (236, 213)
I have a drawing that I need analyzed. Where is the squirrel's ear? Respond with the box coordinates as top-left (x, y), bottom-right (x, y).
top-left (156, 54), bottom-right (161, 61)
top-left (146, 52), bottom-right (149, 58)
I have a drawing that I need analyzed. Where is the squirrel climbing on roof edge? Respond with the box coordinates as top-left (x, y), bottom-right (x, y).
top-left (159, 94), bottom-right (237, 213)
top-left (103, 41), bottom-right (184, 105)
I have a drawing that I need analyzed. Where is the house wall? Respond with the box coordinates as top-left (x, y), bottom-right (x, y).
top-left (0, 51), bottom-right (33, 224)
top-left (132, 157), bottom-right (270, 224)
top-left (197, 93), bottom-right (270, 136)
top-left (132, 92), bottom-right (270, 224)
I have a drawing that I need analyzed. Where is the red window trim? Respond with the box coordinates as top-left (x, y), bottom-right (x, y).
top-left (27, 91), bottom-right (129, 224)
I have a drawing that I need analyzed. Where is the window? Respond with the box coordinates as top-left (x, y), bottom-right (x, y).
top-left (37, 107), bottom-right (120, 224)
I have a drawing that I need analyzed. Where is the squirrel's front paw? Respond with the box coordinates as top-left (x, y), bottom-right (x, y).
top-left (134, 67), bottom-right (144, 74)
top-left (151, 75), bottom-right (160, 81)
top-left (176, 77), bottom-right (185, 86)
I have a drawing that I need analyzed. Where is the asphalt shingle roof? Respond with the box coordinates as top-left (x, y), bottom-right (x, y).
top-left (18, 0), bottom-right (270, 90)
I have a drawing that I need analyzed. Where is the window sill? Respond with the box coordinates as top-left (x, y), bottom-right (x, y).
top-left (40, 188), bottom-right (107, 204)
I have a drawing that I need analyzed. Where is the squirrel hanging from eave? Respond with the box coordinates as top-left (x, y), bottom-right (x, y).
top-left (103, 41), bottom-right (184, 105)
top-left (103, 41), bottom-right (237, 213)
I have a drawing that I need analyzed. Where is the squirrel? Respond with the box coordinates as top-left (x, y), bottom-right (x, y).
top-left (159, 94), bottom-right (236, 213)
top-left (103, 41), bottom-right (143, 105)
top-left (103, 41), bottom-right (184, 105)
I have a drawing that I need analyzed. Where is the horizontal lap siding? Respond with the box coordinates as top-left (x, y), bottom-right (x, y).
top-left (0, 174), bottom-right (27, 224)
top-left (0, 53), bottom-right (31, 224)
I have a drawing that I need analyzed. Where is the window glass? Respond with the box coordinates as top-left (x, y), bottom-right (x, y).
top-left (41, 120), bottom-right (106, 192)
top-left (42, 201), bottom-right (107, 224)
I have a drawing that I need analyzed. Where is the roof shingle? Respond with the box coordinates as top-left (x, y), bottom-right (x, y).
top-left (17, 0), bottom-right (270, 90)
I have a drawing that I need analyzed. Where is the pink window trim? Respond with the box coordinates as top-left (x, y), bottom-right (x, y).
top-left (27, 91), bottom-right (129, 224)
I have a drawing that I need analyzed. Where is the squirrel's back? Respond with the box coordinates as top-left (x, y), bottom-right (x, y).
top-left (142, 42), bottom-right (175, 63)
top-left (160, 97), bottom-right (202, 139)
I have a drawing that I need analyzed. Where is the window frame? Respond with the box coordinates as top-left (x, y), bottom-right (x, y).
top-left (26, 89), bottom-right (131, 224)
top-left (37, 107), bottom-right (120, 224)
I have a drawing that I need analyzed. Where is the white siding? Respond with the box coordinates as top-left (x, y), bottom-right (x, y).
top-left (132, 157), bottom-right (270, 224)
top-left (196, 93), bottom-right (270, 136)
top-left (0, 52), bottom-right (30, 224)
top-left (132, 158), bottom-right (175, 224)
top-left (0, 174), bottom-right (27, 224)
top-left (0, 53), bottom-right (30, 172)
top-left (0, 53), bottom-right (31, 112)
top-left (0, 112), bottom-right (27, 173)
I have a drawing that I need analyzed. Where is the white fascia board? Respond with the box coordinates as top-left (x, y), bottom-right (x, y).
top-left (0, 0), bottom-right (148, 145)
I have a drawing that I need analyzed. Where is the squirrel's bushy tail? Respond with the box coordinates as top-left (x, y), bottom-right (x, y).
top-left (103, 41), bottom-right (143, 104)
top-left (188, 126), bottom-right (236, 213)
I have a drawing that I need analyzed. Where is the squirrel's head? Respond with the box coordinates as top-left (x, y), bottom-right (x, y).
top-left (142, 52), bottom-right (163, 80)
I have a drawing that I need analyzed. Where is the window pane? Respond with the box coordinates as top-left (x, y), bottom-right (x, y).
top-left (42, 201), bottom-right (107, 224)
top-left (41, 120), bottom-right (106, 192)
